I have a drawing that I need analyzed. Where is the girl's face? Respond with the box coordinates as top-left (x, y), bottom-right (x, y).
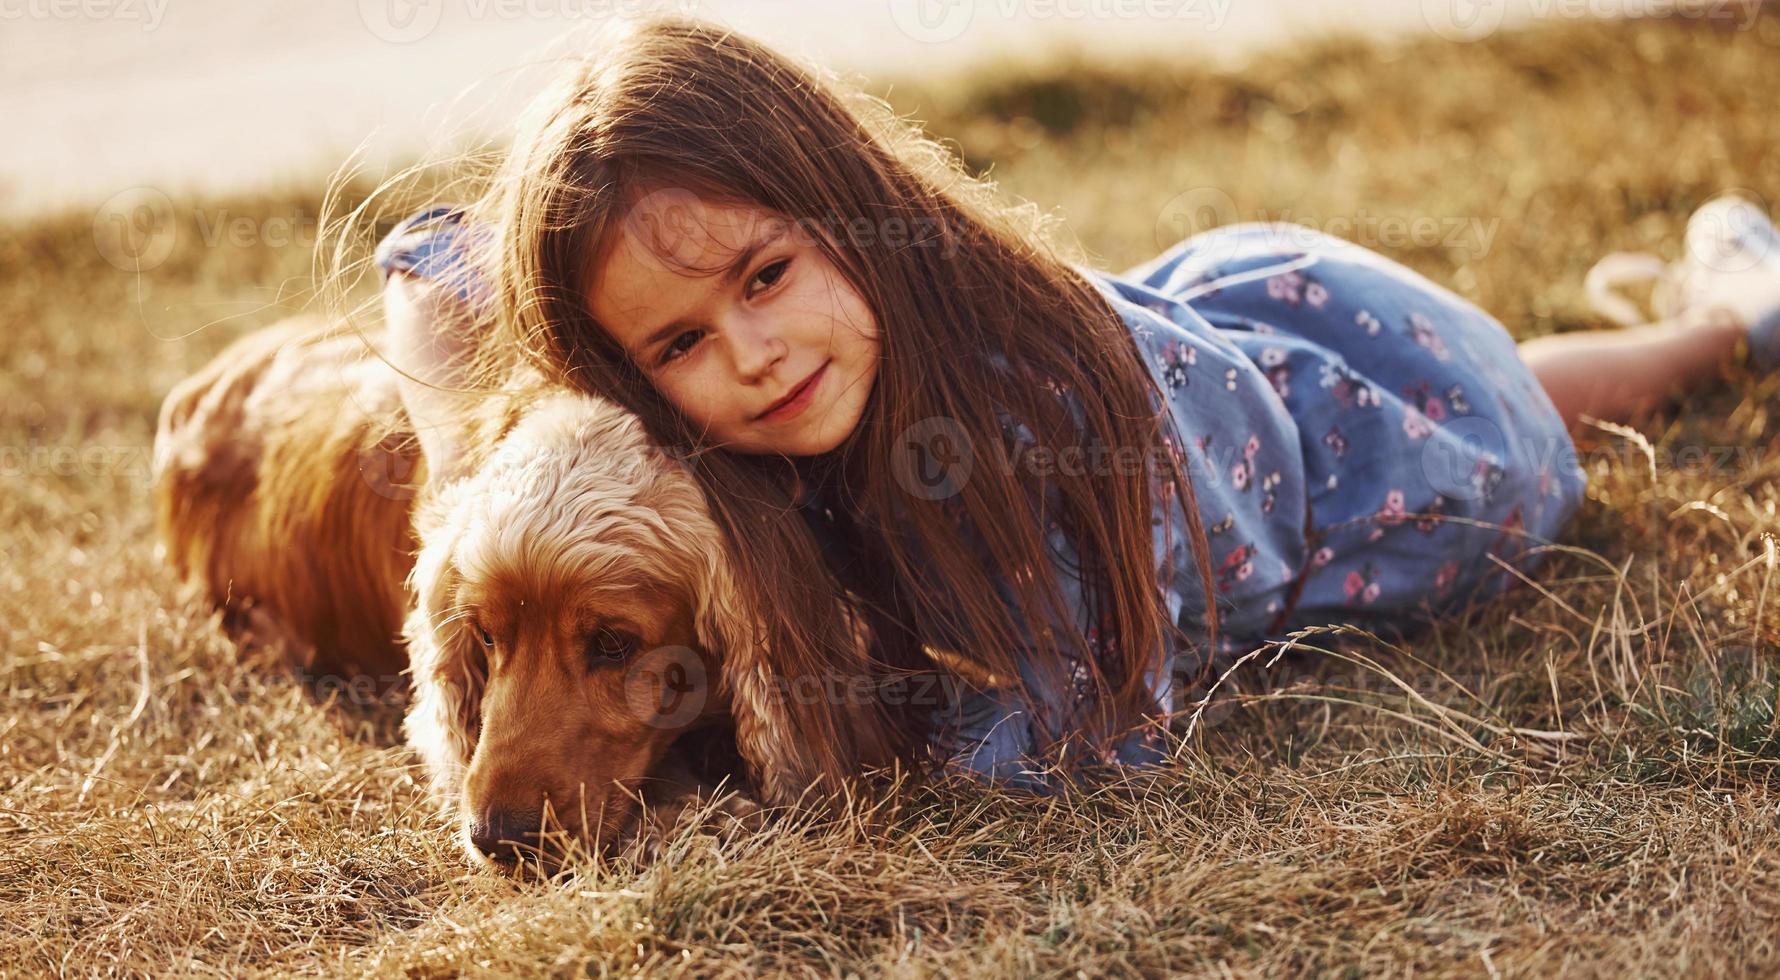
top-left (586, 193), bottom-right (880, 457)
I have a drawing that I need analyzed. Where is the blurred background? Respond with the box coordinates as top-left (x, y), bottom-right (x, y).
top-left (0, 0), bottom-right (1669, 214)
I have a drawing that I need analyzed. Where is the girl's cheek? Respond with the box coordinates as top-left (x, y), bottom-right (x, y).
top-left (656, 375), bottom-right (711, 425)
top-left (817, 268), bottom-right (877, 339)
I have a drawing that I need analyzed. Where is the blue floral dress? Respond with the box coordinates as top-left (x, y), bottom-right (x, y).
top-left (377, 210), bottom-right (1588, 790)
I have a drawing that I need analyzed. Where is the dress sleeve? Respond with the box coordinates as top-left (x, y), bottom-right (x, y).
top-left (373, 205), bottom-right (491, 309)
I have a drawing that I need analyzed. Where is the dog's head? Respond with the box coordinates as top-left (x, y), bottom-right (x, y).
top-left (402, 391), bottom-right (760, 867)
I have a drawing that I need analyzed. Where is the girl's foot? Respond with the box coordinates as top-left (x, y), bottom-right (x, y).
top-left (1584, 194), bottom-right (1780, 370)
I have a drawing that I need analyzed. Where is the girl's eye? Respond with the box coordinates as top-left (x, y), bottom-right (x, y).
top-left (586, 626), bottom-right (638, 666)
top-left (659, 328), bottom-right (704, 365)
top-left (748, 258), bottom-right (790, 297)
top-left (656, 259), bottom-right (789, 367)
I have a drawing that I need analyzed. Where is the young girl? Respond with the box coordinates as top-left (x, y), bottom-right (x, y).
top-left (369, 16), bottom-right (1780, 792)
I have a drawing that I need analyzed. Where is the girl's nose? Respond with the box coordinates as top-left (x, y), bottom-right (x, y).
top-left (726, 314), bottom-right (789, 382)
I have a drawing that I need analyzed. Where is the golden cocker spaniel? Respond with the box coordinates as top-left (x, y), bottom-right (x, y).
top-left (152, 315), bottom-right (806, 866)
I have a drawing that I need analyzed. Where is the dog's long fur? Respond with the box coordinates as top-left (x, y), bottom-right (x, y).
top-left (153, 316), bottom-right (811, 861)
top-left (152, 316), bottom-right (420, 682)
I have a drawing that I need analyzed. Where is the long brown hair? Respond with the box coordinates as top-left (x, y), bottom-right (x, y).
top-left (445, 15), bottom-right (1216, 789)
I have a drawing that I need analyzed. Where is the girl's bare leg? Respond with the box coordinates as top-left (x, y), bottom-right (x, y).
top-left (1520, 194), bottom-right (1780, 436)
top-left (1517, 306), bottom-right (1746, 436)
top-left (382, 271), bottom-right (480, 483)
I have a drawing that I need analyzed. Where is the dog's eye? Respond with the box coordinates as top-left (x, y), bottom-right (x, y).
top-left (476, 625), bottom-right (494, 648)
top-left (587, 626), bottom-right (638, 665)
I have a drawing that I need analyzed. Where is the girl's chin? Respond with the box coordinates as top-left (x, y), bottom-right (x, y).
top-left (739, 409), bottom-right (857, 457)
top-left (755, 424), bottom-right (844, 458)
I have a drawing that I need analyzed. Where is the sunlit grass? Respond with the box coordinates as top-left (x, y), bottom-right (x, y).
top-left (4, 13), bottom-right (1779, 976)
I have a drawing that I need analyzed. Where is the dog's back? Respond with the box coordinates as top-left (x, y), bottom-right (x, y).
top-left (153, 317), bottom-right (424, 683)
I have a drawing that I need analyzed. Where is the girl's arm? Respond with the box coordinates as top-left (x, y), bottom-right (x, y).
top-left (382, 271), bottom-right (479, 485)
top-left (374, 205), bottom-right (492, 487)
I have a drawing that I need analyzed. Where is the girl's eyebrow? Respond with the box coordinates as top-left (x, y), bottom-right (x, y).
top-left (633, 230), bottom-right (779, 356)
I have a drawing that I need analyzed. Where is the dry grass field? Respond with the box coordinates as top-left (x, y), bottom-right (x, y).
top-left (5, 12), bottom-right (1780, 977)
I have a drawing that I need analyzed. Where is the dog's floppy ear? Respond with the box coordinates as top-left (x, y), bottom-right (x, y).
top-left (691, 555), bottom-right (825, 809)
top-left (402, 521), bottom-right (486, 806)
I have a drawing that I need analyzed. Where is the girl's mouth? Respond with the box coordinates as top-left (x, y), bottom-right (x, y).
top-left (756, 362), bottom-right (828, 422)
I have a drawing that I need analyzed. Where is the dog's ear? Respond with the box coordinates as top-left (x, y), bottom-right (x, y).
top-left (402, 525), bottom-right (486, 806)
top-left (690, 555), bottom-right (825, 809)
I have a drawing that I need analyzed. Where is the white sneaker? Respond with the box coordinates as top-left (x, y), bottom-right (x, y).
top-left (1584, 194), bottom-right (1780, 369)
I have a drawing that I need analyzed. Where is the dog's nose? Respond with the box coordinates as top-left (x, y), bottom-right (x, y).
top-left (469, 809), bottom-right (542, 863)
